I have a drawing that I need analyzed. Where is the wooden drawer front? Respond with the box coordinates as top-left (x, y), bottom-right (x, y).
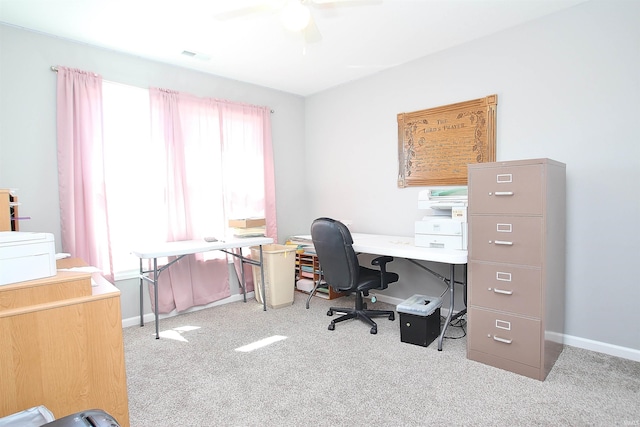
top-left (0, 272), bottom-right (92, 311)
top-left (469, 164), bottom-right (543, 215)
top-left (469, 216), bottom-right (542, 266)
top-left (469, 261), bottom-right (541, 317)
top-left (468, 307), bottom-right (541, 368)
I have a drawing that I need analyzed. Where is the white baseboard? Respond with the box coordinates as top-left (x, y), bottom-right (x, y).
top-left (121, 292), bottom-right (255, 329)
top-left (561, 334), bottom-right (640, 362)
top-left (123, 292), bottom-right (640, 363)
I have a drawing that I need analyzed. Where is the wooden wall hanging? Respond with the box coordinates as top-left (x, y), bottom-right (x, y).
top-left (397, 94), bottom-right (497, 187)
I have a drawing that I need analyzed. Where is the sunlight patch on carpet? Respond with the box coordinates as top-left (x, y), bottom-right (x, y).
top-left (157, 325), bottom-right (201, 342)
top-left (235, 335), bottom-right (287, 352)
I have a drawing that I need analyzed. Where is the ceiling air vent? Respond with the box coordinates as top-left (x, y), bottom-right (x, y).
top-left (181, 50), bottom-right (212, 61)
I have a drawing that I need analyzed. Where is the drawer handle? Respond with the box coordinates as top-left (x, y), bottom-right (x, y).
top-left (493, 288), bottom-right (513, 295)
top-left (494, 191), bottom-right (514, 196)
top-left (493, 336), bottom-right (513, 344)
top-left (493, 240), bottom-right (513, 246)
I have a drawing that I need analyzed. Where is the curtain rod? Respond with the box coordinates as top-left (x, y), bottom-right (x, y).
top-left (50, 66), bottom-right (98, 77)
top-left (50, 65), bottom-right (274, 113)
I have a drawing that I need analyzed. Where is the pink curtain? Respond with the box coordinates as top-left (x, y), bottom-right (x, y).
top-left (149, 89), bottom-right (277, 312)
top-left (216, 101), bottom-right (277, 292)
top-left (262, 115), bottom-right (277, 241)
top-left (56, 67), bottom-right (113, 279)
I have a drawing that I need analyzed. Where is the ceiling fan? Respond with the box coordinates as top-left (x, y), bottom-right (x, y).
top-left (214, 0), bottom-right (381, 44)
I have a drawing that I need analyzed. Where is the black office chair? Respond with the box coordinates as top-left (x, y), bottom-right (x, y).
top-left (310, 217), bottom-right (398, 334)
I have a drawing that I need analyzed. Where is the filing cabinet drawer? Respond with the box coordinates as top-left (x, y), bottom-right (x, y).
top-left (469, 216), bottom-right (542, 265)
top-left (469, 164), bottom-right (543, 215)
top-left (468, 307), bottom-right (541, 368)
top-left (469, 261), bottom-right (541, 317)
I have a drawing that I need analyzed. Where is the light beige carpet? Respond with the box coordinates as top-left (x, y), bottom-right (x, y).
top-left (123, 292), bottom-right (640, 426)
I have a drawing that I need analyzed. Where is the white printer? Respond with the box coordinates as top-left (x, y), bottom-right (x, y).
top-left (0, 231), bottom-right (56, 286)
top-left (415, 188), bottom-right (468, 250)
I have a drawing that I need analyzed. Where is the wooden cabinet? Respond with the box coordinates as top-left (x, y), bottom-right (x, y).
top-left (0, 270), bottom-right (92, 311)
top-left (295, 251), bottom-right (344, 300)
top-left (467, 158), bottom-right (566, 381)
top-left (0, 189), bottom-right (20, 231)
top-left (0, 259), bottom-right (130, 426)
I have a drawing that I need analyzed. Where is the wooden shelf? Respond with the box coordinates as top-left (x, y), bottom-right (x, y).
top-left (295, 251), bottom-right (345, 300)
top-left (0, 189), bottom-right (21, 231)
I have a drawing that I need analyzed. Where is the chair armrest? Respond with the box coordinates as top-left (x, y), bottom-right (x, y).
top-left (371, 255), bottom-right (393, 267)
top-left (371, 256), bottom-right (395, 290)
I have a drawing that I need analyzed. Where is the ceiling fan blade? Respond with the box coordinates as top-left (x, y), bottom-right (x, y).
top-left (303, 14), bottom-right (323, 43)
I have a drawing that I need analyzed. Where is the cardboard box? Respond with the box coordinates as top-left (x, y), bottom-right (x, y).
top-left (228, 218), bottom-right (266, 228)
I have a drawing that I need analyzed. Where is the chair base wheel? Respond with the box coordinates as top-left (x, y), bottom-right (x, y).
top-left (389, 312), bottom-right (395, 321)
top-left (327, 310), bottom-right (333, 316)
top-left (328, 323), bottom-right (335, 331)
top-left (370, 327), bottom-right (377, 334)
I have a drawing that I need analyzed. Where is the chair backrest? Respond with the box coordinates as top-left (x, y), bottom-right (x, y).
top-left (310, 218), bottom-right (359, 292)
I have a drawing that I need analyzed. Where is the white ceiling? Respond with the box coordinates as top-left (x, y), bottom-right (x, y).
top-left (0, 0), bottom-right (586, 96)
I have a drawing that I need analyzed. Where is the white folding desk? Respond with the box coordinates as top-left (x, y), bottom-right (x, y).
top-left (296, 233), bottom-right (467, 350)
top-left (132, 236), bottom-right (273, 339)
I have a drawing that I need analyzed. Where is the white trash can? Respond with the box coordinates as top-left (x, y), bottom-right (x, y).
top-left (250, 244), bottom-right (297, 308)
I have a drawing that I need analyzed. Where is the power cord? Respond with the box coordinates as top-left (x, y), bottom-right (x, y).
top-left (442, 313), bottom-right (467, 340)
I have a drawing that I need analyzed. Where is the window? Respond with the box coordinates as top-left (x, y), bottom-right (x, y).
top-left (102, 82), bottom-right (165, 273)
top-left (101, 82), bottom-right (268, 275)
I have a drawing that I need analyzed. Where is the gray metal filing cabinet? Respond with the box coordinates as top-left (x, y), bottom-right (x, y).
top-left (467, 158), bottom-right (566, 380)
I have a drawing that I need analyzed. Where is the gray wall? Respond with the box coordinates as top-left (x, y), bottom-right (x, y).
top-left (304, 0), bottom-right (640, 355)
top-left (1, 0), bottom-right (638, 358)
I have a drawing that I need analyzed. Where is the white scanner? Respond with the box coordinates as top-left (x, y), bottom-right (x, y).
top-left (415, 188), bottom-right (468, 250)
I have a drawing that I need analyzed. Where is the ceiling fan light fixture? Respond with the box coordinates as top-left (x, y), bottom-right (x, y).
top-left (280, 1), bottom-right (311, 32)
